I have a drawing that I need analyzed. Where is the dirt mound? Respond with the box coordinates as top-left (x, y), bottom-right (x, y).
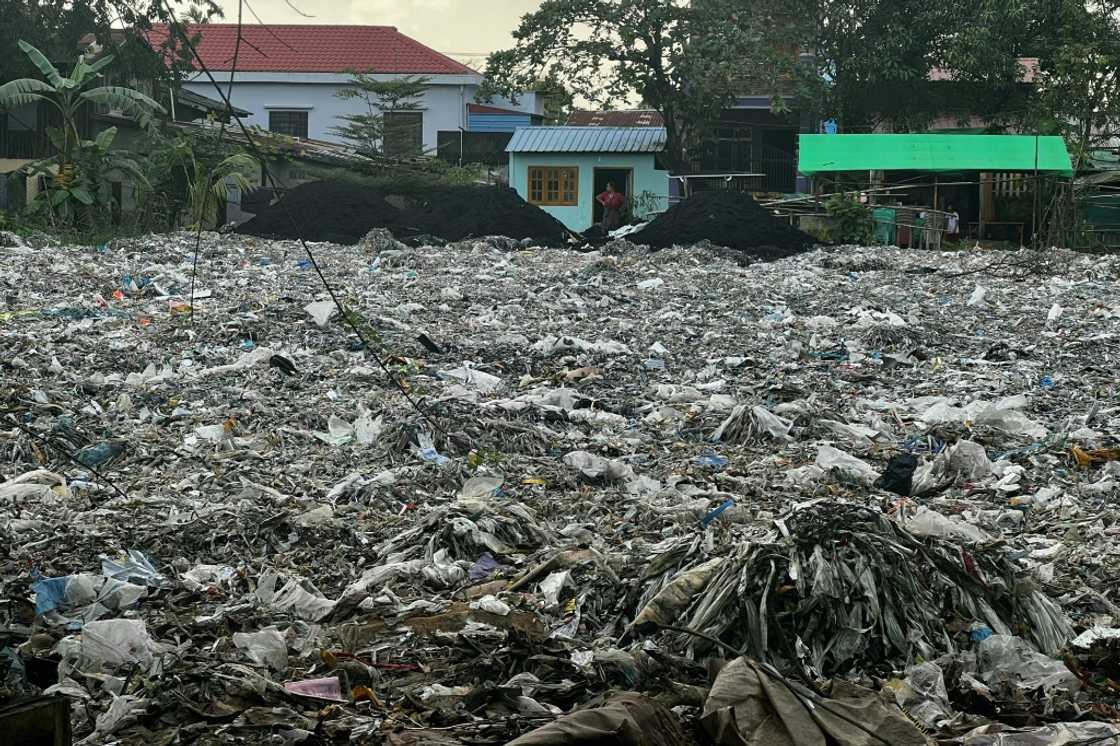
top-left (238, 181), bottom-right (401, 244)
top-left (635, 190), bottom-right (815, 259)
top-left (238, 181), bottom-right (572, 246)
top-left (395, 186), bottom-right (572, 244)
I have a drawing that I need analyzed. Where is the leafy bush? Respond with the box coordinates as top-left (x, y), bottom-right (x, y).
top-left (824, 192), bottom-right (874, 244)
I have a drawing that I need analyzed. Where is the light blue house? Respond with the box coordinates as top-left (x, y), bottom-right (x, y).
top-left (506, 127), bottom-right (670, 232)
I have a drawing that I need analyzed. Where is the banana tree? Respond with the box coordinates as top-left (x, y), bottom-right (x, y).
top-left (40, 125), bottom-right (151, 212)
top-left (0, 40), bottom-right (164, 204)
top-left (175, 138), bottom-right (258, 229)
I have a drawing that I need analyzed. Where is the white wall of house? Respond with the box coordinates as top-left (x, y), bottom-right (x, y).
top-left (181, 72), bottom-right (541, 153)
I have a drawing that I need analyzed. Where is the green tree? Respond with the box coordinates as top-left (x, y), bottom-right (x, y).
top-left (482, 0), bottom-right (788, 173)
top-left (529, 76), bottom-right (573, 125)
top-left (0, 40), bottom-right (163, 218)
top-left (184, 150), bottom-right (256, 229)
top-left (181, 4), bottom-right (220, 24)
top-left (1024, 1), bottom-right (1120, 165)
top-left (0, 0), bottom-right (223, 101)
top-left (331, 73), bottom-right (430, 156)
top-left (756, 0), bottom-right (1120, 139)
top-left (755, 0), bottom-right (955, 132)
top-left (0, 0), bottom-right (110, 85)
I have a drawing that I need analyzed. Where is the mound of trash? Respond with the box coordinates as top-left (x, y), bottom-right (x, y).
top-left (633, 502), bottom-right (1072, 679)
top-left (237, 181), bottom-right (572, 245)
top-left (635, 190), bottom-right (815, 259)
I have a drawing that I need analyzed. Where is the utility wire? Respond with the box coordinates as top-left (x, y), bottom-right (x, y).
top-left (157, 0), bottom-right (447, 437)
top-left (189, 0), bottom-right (243, 325)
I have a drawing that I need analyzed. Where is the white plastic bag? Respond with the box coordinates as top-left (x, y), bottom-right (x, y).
top-left (271, 579), bottom-right (337, 621)
top-left (304, 300), bottom-right (338, 327)
top-left (458, 475), bottom-right (504, 510)
top-left (81, 619), bottom-right (153, 668)
top-left (439, 365), bottom-right (503, 394)
top-left (815, 446), bottom-right (880, 486)
top-left (233, 627), bottom-right (288, 670)
top-left (948, 440), bottom-right (992, 480)
top-left (978, 635), bottom-right (1079, 695)
top-left (563, 451), bottom-right (634, 482)
top-left (903, 506), bottom-right (991, 544)
top-left (967, 285), bottom-right (988, 306)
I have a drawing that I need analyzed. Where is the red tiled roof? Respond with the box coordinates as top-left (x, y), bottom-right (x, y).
top-left (144, 24), bottom-right (477, 75)
top-left (567, 110), bottom-right (664, 127)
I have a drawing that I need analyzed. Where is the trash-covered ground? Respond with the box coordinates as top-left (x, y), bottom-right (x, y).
top-left (3, 231), bottom-right (1120, 745)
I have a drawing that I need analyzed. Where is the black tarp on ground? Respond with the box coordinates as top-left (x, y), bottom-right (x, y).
top-left (237, 181), bottom-right (572, 246)
top-left (635, 190), bottom-right (815, 260)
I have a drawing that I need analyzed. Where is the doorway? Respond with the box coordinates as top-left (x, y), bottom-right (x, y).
top-left (592, 168), bottom-right (632, 226)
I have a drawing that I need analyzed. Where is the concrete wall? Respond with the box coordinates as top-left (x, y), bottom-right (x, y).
top-left (508, 152), bottom-right (669, 232)
top-left (180, 73), bottom-right (540, 153)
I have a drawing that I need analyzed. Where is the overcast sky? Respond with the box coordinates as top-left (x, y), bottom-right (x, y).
top-left (214, 0), bottom-right (541, 67)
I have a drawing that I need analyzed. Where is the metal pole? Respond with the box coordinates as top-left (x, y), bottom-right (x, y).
top-left (978, 173), bottom-right (984, 242)
top-left (1032, 132), bottom-right (1040, 248)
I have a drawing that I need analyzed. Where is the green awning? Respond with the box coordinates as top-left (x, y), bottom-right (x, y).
top-left (799, 134), bottom-right (1073, 177)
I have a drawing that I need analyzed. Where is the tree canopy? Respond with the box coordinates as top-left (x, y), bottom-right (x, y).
top-left (486, 0), bottom-right (1120, 167)
top-left (482, 0), bottom-right (789, 173)
top-left (1, 0), bottom-right (222, 108)
top-left (767, 0), bottom-right (1120, 143)
top-left (331, 74), bottom-right (430, 157)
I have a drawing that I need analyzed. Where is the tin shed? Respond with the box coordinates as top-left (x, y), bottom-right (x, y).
top-left (506, 126), bottom-right (669, 232)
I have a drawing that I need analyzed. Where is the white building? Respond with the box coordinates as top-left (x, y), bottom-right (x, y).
top-left (148, 24), bottom-right (540, 154)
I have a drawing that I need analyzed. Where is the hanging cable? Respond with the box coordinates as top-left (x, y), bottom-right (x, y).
top-left (156, 0), bottom-right (447, 437)
top-left (188, 0), bottom-right (243, 324)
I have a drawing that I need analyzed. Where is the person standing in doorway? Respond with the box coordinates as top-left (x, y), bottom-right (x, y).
top-left (947, 206), bottom-right (961, 242)
top-left (597, 181), bottom-right (625, 231)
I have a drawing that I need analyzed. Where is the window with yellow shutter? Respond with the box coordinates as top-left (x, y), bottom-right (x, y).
top-left (527, 166), bottom-right (579, 206)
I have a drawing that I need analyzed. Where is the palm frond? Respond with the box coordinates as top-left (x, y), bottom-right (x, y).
top-left (80, 86), bottom-right (166, 130)
top-left (94, 126), bottom-right (119, 150)
top-left (24, 155), bottom-right (60, 173)
top-left (69, 187), bottom-right (95, 206)
top-left (72, 53), bottom-right (117, 87)
top-left (0, 79), bottom-right (56, 110)
top-left (85, 54), bottom-right (117, 79)
top-left (106, 154), bottom-right (151, 189)
top-left (18, 40), bottom-right (65, 88)
top-left (214, 153), bottom-right (259, 178)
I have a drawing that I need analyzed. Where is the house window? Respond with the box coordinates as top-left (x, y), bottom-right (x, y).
top-left (269, 110), bottom-right (308, 138)
top-left (714, 126), bottom-right (753, 172)
top-left (528, 166), bottom-right (579, 206)
top-left (383, 112), bottom-right (423, 156)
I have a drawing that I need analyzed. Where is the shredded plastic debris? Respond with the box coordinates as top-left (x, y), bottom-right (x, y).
top-left (3, 234), bottom-right (1120, 742)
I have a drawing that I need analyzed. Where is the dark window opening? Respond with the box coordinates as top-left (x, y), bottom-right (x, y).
top-left (383, 111), bottom-right (423, 156)
top-left (269, 110), bottom-right (308, 138)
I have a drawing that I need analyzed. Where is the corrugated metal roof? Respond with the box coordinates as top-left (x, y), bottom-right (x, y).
top-left (506, 126), bottom-right (667, 153)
